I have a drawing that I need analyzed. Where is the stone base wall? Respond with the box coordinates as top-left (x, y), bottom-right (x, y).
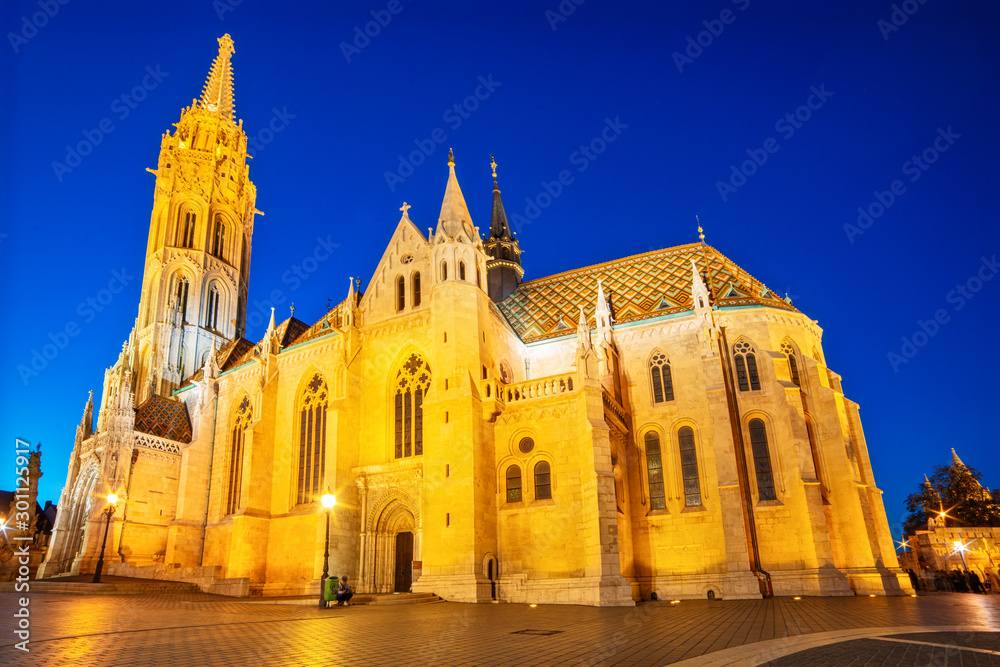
top-left (843, 567), bottom-right (914, 596)
top-left (105, 562), bottom-right (249, 597)
top-left (496, 573), bottom-right (635, 606)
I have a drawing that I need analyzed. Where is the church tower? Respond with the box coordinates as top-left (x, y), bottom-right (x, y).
top-left (483, 155), bottom-right (523, 302)
top-left (133, 34), bottom-right (258, 400)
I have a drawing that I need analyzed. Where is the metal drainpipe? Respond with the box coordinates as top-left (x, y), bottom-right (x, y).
top-left (718, 327), bottom-right (772, 597)
top-left (117, 448), bottom-right (140, 562)
top-left (198, 381), bottom-right (219, 567)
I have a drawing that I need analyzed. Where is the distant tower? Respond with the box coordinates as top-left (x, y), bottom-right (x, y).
top-left (133, 34), bottom-right (258, 400)
top-left (484, 155), bottom-right (523, 301)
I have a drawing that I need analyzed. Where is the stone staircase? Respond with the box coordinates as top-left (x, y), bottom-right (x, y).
top-left (0, 576), bottom-right (201, 595)
top-left (248, 592), bottom-right (444, 606)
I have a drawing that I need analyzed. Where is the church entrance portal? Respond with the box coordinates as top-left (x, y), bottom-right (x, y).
top-left (394, 531), bottom-right (413, 592)
top-left (361, 494), bottom-right (418, 594)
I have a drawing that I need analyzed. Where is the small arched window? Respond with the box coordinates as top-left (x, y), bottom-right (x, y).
top-left (206, 285), bottom-right (220, 330)
top-left (748, 419), bottom-right (776, 501)
top-left (534, 461), bottom-right (551, 500)
top-left (502, 246), bottom-right (510, 260)
top-left (396, 275), bottom-right (405, 312)
top-left (649, 352), bottom-right (674, 403)
top-left (441, 261), bottom-right (448, 281)
top-left (506, 465), bottom-right (522, 503)
top-left (476, 267), bottom-right (482, 288)
top-left (678, 426), bottom-right (701, 507)
top-left (226, 396), bottom-right (252, 515)
top-left (644, 432), bottom-right (666, 510)
top-left (412, 272), bottom-right (421, 307)
top-left (212, 215), bottom-right (226, 260)
top-left (459, 261), bottom-right (467, 281)
top-left (734, 340), bottom-right (761, 391)
top-left (780, 341), bottom-right (800, 386)
top-left (175, 276), bottom-right (190, 323)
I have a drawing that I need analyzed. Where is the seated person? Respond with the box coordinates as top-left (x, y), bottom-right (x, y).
top-left (336, 576), bottom-right (353, 605)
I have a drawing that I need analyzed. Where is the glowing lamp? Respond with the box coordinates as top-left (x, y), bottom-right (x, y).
top-left (107, 493), bottom-right (119, 505)
top-left (321, 492), bottom-right (336, 509)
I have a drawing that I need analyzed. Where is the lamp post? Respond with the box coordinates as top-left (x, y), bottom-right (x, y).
top-left (92, 493), bottom-right (118, 584)
top-left (319, 490), bottom-right (336, 608)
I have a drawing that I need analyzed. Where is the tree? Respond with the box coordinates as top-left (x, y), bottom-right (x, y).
top-left (903, 461), bottom-right (1000, 538)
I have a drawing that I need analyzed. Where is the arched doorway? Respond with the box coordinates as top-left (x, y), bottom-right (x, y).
top-left (368, 498), bottom-right (416, 593)
top-left (484, 554), bottom-right (499, 601)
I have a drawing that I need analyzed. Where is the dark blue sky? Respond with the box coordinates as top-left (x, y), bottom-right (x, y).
top-left (2, 0), bottom-right (997, 538)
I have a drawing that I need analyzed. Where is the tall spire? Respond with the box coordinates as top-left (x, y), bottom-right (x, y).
top-left (488, 154), bottom-right (513, 242)
top-left (485, 154), bottom-right (523, 301)
top-left (951, 448), bottom-right (966, 468)
top-left (199, 34), bottom-right (236, 123)
top-left (435, 149), bottom-right (476, 241)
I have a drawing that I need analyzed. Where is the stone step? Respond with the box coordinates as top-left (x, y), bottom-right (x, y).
top-left (249, 592), bottom-right (443, 606)
top-left (0, 579), bottom-right (202, 595)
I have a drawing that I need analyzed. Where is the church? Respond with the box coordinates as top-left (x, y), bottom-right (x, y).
top-left (39, 35), bottom-right (912, 605)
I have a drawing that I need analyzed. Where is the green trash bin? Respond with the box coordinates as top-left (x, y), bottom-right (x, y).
top-left (323, 577), bottom-right (337, 603)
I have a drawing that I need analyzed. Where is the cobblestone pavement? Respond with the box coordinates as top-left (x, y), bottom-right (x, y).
top-left (0, 592), bottom-right (997, 666)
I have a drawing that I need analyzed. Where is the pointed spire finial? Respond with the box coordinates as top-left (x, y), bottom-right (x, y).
top-left (400, 202), bottom-right (411, 217)
top-left (448, 147), bottom-right (455, 167)
top-left (267, 307), bottom-right (276, 332)
top-left (951, 448), bottom-right (966, 468)
top-left (200, 34), bottom-right (237, 122)
top-left (290, 302), bottom-right (295, 318)
top-left (697, 215), bottom-right (705, 243)
top-left (490, 154), bottom-right (499, 190)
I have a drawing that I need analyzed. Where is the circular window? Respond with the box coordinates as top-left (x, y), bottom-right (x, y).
top-left (518, 437), bottom-right (534, 454)
top-left (400, 253), bottom-right (414, 264)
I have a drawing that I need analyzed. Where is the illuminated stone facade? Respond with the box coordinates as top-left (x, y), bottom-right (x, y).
top-left (39, 35), bottom-right (912, 604)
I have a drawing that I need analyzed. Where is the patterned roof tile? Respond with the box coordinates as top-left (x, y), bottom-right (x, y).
top-left (498, 243), bottom-right (794, 342)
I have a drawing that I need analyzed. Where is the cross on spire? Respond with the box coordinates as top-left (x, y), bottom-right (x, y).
top-left (400, 202), bottom-right (411, 216)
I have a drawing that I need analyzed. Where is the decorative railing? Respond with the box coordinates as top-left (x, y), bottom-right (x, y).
top-left (504, 374), bottom-right (575, 404)
top-left (133, 432), bottom-right (182, 456)
top-left (479, 378), bottom-right (506, 404)
top-left (602, 388), bottom-right (628, 426)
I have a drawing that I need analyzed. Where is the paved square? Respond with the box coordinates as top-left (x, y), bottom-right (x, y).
top-left (1, 592), bottom-right (998, 666)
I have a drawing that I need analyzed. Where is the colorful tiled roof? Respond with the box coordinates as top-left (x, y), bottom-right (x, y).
top-left (498, 243), bottom-right (795, 343)
top-left (134, 394), bottom-right (192, 443)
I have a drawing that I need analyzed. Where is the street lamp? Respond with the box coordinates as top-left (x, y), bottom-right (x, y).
top-left (92, 493), bottom-right (118, 584)
top-left (319, 489), bottom-right (336, 608)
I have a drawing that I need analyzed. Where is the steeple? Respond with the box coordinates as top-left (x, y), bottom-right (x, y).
top-left (199, 34), bottom-right (236, 123)
top-left (435, 149), bottom-right (476, 242)
top-left (484, 154), bottom-right (524, 301)
top-left (951, 448), bottom-right (966, 468)
top-left (133, 33), bottom-right (257, 399)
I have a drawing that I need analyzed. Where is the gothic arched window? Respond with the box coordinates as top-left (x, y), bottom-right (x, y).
top-left (212, 215), bottom-right (226, 260)
top-left (176, 210), bottom-right (197, 248)
top-left (644, 432), bottom-right (666, 510)
top-left (678, 426), bottom-right (701, 507)
top-left (506, 465), bottom-right (522, 503)
top-left (394, 353), bottom-right (431, 458)
top-left (226, 396), bottom-right (252, 515)
top-left (459, 261), bottom-right (467, 281)
top-left (412, 272), bottom-right (421, 307)
top-left (297, 373), bottom-right (329, 505)
top-left (396, 275), bottom-right (405, 312)
top-left (748, 418), bottom-right (776, 501)
top-left (206, 285), bottom-right (220, 330)
top-left (649, 352), bottom-right (674, 403)
top-left (476, 267), bottom-right (482, 288)
top-left (441, 261), bottom-right (448, 281)
top-left (780, 340), bottom-right (800, 386)
top-left (734, 340), bottom-right (761, 391)
top-left (534, 461), bottom-right (552, 500)
top-left (175, 276), bottom-right (190, 323)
